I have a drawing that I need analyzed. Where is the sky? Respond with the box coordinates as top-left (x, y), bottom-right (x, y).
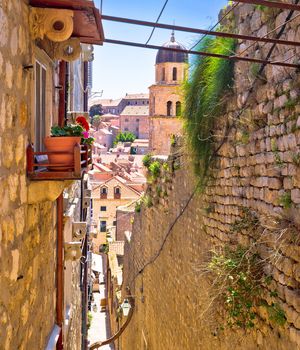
top-left (92, 0), bottom-right (228, 99)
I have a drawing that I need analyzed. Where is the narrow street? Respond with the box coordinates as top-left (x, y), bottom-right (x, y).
top-left (88, 254), bottom-right (114, 350)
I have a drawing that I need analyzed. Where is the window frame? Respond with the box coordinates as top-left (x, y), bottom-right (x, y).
top-left (100, 221), bottom-right (107, 232)
top-left (31, 47), bottom-right (55, 152)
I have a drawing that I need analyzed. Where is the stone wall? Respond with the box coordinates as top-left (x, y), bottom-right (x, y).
top-left (0, 1), bottom-right (83, 349)
top-left (122, 5), bottom-right (300, 350)
top-left (0, 1), bottom-right (56, 348)
top-left (149, 116), bottom-right (182, 154)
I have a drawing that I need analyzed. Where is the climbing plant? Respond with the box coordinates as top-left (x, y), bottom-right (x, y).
top-left (183, 35), bottom-right (236, 185)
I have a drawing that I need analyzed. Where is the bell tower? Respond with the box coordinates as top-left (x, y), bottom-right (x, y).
top-left (149, 32), bottom-right (188, 154)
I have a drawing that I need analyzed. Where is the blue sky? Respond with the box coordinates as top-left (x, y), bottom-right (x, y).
top-left (92, 0), bottom-right (228, 99)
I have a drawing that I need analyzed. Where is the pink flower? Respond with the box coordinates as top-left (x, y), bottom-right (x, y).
top-left (83, 131), bottom-right (89, 138)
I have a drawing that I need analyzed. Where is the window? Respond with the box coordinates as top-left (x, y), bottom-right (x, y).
top-left (100, 206), bottom-right (107, 211)
top-left (162, 67), bottom-right (165, 81)
top-left (136, 119), bottom-right (140, 122)
top-left (113, 220), bottom-right (117, 226)
top-left (114, 187), bottom-right (121, 199)
top-left (176, 101), bottom-right (181, 116)
top-left (125, 118), bottom-right (129, 122)
top-left (172, 67), bottom-right (177, 81)
top-left (100, 187), bottom-right (107, 199)
top-left (125, 128), bottom-right (128, 131)
top-left (167, 101), bottom-right (172, 116)
top-left (35, 61), bottom-right (47, 151)
top-left (100, 221), bottom-right (107, 232)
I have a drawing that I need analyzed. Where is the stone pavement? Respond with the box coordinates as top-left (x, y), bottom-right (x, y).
top-left (88, 255), bottom-right (114, 350)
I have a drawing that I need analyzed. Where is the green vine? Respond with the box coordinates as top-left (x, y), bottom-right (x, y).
top-left (183, 34), bottom-right (236, 186)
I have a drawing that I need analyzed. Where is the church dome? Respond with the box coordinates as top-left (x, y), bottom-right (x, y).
top-left (156, 32), bottom-right (188, 64)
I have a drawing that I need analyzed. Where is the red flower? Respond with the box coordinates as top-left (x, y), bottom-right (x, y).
top-left (76, 116), bottom-right (89, 131)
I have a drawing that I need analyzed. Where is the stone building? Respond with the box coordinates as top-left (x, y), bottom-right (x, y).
top-left (149, 31), bottom-right (188, 155)
top-left (120, 105), bottom-right (150, 139)
top-left (91, 176), bottom-right (141, 253)
top-left (90, 93), bottom-right (149, 116)
top-left (0, 1), bottom-right (103, 349)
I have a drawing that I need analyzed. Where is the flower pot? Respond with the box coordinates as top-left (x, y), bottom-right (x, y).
top-left (44, 136), bottom-right (81, 171)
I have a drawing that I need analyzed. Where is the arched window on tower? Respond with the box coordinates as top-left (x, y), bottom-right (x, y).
top-left (162, 67), bottom-right (165, 81)
top-left (172, 67), bottom-right (177, 81)
top-left (167, 101), bottom-right (172, 116)
top-left (176, 101), bottom-right (181, 116)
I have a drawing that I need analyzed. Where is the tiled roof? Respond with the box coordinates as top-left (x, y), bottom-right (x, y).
top-left (120, 105), bottom-right (149, 116)
top-left (123, 93), bottom-right (149, 100)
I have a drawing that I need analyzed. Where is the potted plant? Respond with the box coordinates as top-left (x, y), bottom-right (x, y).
top-left (44, 116), bottom-right (94, 170)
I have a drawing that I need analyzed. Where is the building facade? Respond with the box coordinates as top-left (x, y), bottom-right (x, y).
top-left (120, 105), bottom-right (150, 139)
top-left (149, 32), bottom-right (188, 154)
top-left (0, 1), bottom-right (103, 349)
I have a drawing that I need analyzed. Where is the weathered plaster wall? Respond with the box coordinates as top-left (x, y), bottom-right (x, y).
top-left (122, 5), bottom-right (300, 350)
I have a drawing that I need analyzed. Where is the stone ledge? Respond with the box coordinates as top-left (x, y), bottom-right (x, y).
top-left (28, 180), bottom-right (74, 204)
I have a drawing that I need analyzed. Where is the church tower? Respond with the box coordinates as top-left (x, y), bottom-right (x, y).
top-left (149, 31), bottom-right (188, 154)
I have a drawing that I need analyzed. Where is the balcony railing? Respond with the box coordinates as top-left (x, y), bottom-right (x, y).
top-left (26, 143), bottom-right (92, 180)
top-left (100, 193), bottom-right (107, 199)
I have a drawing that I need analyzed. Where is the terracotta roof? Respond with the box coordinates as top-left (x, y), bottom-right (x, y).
top-left (101, 113), bottom-right (120, 118)
top-left (124, 93), bottom-right (149, 100)
top-left (120, 105), bottom-right (149, 116)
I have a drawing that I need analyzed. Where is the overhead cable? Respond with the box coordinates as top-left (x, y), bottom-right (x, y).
top-left (189, 2), bottom-right (240, 51)
top-left (145, 0), bottom-right (169, 45)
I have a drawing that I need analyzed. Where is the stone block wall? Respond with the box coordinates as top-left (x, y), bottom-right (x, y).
top-left (122, 5), bottom-right (300, 350)
top-left (149, 116), bottom-right (182, 155)
top-left (0, 1), bottom-right (57, 348)
top-left (0, 1), bottom-right (83, 349)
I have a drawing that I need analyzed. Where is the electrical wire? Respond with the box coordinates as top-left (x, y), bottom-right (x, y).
top-left (145, 0), bottom-right (169, 45)
top-left (125, 1), bottom-right (300, 291)
top-left (236, 12), bottom-right (300, 58)
top-left (189, 2), bottom-right (240, 51)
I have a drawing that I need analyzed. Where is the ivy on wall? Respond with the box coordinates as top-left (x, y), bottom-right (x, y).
top-left (183, 35), bottom-right (236, 185)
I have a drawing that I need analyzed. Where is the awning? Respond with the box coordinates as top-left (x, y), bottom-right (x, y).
top-left (91, 253), bottom-right (103, 272)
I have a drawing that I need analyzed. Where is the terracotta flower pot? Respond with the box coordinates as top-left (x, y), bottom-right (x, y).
top-left (44, 136), bottom-right (81, 171)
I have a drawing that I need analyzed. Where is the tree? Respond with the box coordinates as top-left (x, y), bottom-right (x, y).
top-left (91, 115), bottom-right (101, 129)
top-left (89, 104), bottom-right (103, 117)
top-left (114, 131), bottom-right (136, 145)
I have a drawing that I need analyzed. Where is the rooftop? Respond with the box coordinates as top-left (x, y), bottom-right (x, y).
top-left (123, 93), bottom-right (149, 100)
top-left (120, 105), bottom-right (149, 116)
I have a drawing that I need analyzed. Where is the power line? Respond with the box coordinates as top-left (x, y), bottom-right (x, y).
top-left (236, 12), bottom-right (300, 59)
top-left (101, 14), bottom-right (300, 48)
top-left (145, 0), bottom-right (169, 45)
top-left (233, 0), bottom-right (300, 11)
top-left (189, 2), bottom-right (240, 51)
top-left (104, 38), bottom-right (300, 68)
top-left (125, 0), bottom-right (300, 292)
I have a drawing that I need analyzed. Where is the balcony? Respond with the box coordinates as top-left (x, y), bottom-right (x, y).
top-left (100, 193), bottom-right (107, 199)
top-left (26, 143), bottom-right (92, 181)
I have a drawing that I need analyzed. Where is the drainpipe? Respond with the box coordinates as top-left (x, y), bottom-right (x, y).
top-left (83, 61), bottom-right (88, 112)
top-left (56, 194), bottom-right (64, 350)
top-left (56, 60), bottom-right (67, 350)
